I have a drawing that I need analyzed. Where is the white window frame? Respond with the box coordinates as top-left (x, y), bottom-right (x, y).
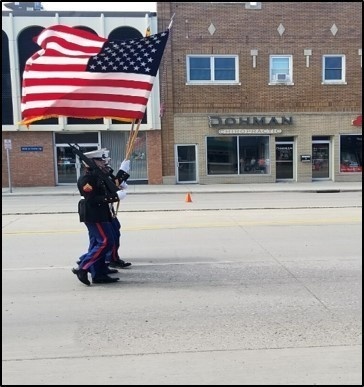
top-left (322, 54), bottom-right (346, 84)
top-left (269, 55), bottom-right (293, 85)
top-left (186, 55), bottom-right (240, 85)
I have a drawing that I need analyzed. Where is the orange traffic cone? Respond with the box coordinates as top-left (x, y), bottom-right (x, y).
top-left (185, 192), bottom-right (192, 203)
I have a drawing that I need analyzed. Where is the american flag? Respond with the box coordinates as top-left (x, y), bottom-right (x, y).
top-left (20, 24), bottom-right (169, 126)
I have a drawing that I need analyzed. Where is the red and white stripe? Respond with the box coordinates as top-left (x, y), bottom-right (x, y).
top-left (21, 25), bottom-right (154, 125)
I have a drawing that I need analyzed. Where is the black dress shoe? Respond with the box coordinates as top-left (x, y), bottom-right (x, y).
top-left (92, 275), bottom-right (120, 284)
top-left (106, 268), bottom-right (119, 274)
top-left (109, 260), bottom-right (132, 269)
top-left (72, 268), bottom-right (90, 286)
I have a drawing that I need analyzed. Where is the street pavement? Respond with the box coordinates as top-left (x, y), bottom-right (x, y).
top-left (2, 183), bottom-right (362, 385)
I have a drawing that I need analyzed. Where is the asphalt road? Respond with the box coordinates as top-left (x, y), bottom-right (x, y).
top-left (2, 191), bottom-right (362, 385)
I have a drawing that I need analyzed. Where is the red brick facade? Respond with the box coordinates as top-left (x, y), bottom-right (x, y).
top-left (146, 130), bottom-right (163, 184)
top-left (157, 2), bottom-right (362, 181)
top-left (2, 3), bottom-right (362, 186)
top-left (2, 132), bottom-right (55, 187)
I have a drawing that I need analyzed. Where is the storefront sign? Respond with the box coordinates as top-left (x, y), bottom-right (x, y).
top-left (352, 115), bottom-right (362, 126)
top-left (209, 115), bottom-right (293, 127)
top-left (218, 129), bottom-right (282, 134)
top-left (21, 146), bottom-right (43, 152)
top-left (300, 155), bottom-right (311, 162)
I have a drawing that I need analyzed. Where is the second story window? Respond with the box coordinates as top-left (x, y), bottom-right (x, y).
top-left (187, 55), bottom-right (239, 84)
top-left (322, 55), bottom-right (346, 84)
top-left (269, 55), bottom-right (293, 84)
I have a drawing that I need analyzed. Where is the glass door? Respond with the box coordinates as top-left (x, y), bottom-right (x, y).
top-left (276, 142), bottom-right (294, 180)
top-left (57, 146), bottom-right (77, 184)
top-left (312, 141), bottom-right (330, 180)
top-left (55, 132), bottom-right (100, 185)
top-left (56, 144), bottom-right (98, 184)
top-left (77, 145), bottom-right (99, 180)
top-left (176, 145), bottom-right (198, 183)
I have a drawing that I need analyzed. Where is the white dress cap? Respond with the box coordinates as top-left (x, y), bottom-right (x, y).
top-left (84, 148), bottom-right (110, 159)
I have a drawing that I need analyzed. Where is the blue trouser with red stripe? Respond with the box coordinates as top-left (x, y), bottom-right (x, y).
top-left (106, 216), bottom-right (121, 263)
top-left (79, 222), bottom-right (116, 279)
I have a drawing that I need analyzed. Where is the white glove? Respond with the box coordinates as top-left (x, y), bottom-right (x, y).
top-left (117, 190), bottom-right (127, 201)
top-left (119, 159), bottom-right (130, 173)
top-left (120, 181), bottom-right (128, 189)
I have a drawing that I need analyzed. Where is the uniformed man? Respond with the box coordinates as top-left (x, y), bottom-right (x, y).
top-left (72, 149), bottom-right (129, 285)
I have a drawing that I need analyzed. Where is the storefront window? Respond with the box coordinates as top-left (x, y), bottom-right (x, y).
top-left (239, 136), bottom-right (270, 174)
top-left (207, 137), bottom-right (237, 174)
top-left (340, 135), bottom-right (362, 173)
top-left (206, 136), bottom-right (270, 175)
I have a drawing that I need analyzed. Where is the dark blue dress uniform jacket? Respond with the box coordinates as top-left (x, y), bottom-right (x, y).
top-left (77, 170), bottom-right (119, 223)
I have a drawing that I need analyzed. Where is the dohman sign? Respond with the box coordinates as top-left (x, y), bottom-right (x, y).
top-left (208, 116), bottom-right (293, 127)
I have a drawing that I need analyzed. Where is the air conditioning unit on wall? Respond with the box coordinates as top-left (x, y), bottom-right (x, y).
top-left (275, 73), bottom-right (289, 82)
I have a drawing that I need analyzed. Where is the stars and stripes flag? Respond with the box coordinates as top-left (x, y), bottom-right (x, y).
top-left (20, 24), bottom-right (169, 126)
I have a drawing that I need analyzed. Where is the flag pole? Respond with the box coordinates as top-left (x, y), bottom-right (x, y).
top-left (168, 13), bottom-right (175, 30)
top-left (125, 118), bottom-right (142, 160)
top-left (116, 16), bottom-right (152, 213)
top-left (123, 15), bottom-right (174, 172)
top-left (125, 119), bottom-right (136, 158)
top-left (116, 119), bottom-right (139, 214)
top-left (123, 13), bottom-right (153, 162)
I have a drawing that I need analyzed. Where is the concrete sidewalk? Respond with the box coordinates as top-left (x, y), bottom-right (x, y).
top-left (2, 181), bottom-right (362, 196)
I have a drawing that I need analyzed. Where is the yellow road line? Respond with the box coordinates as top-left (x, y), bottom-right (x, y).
top-left (2, 216), bottom-right (361, 235)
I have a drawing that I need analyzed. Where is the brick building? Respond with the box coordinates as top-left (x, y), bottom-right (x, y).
top-left (2, 2), bottom-right (362, 187)
top-left (157, 2), bottom-right (362, 184)
top-left (2, 4), bottom-right (163, 187)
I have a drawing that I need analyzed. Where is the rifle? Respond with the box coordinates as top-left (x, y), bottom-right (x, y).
top-left (68, 143), bottom-right (120, 195)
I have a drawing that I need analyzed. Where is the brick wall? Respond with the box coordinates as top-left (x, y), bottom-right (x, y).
top-left (2, 132), bottom-right (55, 187)
top-left (146, 130), bottom-right (163, 184)
top-left (157, 2), bottom-right (362, 177)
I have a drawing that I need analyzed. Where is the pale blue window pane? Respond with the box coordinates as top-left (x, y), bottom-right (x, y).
top-left (190, 69), bottom-right (211, 80)
top-left (272, 57), bottom-right (289, 71)
top-left (325, 57), bottom-right (342, 68)
top-left (215, 69), bottom-right (235, 80)
top-left (190, 57), bottom-right (211, 80)
top-left (325, 56), bottom-right (342, 80)
top-left (271, 57), bottom-right (289, 79)
top-left (214, 57), bottom-right (235, 80)
top-left (325, 69), bottom-right (342, 79)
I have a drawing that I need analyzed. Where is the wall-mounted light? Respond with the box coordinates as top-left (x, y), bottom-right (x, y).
top-left (359, 49), bottom-right (362, 68)
top-left (304, 49), bottom-right (312, 67)
top-left (245, 2), bottom-right (262, 9)
top-left (251, 49), bottom-right (258, 68)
